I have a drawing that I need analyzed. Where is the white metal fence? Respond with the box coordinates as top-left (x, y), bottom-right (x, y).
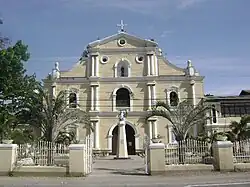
top-left (16, 135), bottom-right (94, 173)
top-left (165, 139), bottom-right (211, 165)
top-left (17, 141), bottom-right (69, 166)
top-left (233, 138), bottom-right (250, 163)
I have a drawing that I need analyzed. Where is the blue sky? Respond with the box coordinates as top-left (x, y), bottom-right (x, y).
top-left (1, 0), bottom-right (249, 96)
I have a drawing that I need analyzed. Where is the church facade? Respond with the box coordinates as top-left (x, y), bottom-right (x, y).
top-left (43, 24), bottom-right (205, 155)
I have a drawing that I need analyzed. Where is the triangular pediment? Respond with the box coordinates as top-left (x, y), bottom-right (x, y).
top-left (88, 32), bottom-right (158, 49)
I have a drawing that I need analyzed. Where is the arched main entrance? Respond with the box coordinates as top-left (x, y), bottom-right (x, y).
top-left (111, 124), bottom-right (136, 155)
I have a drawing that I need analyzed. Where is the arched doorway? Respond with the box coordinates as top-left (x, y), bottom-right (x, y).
top-left (111, 124), bottom-right (136, 155)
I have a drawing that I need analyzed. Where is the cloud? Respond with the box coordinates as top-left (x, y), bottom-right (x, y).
top-left (160, 30), bottom-right (174, 38)
top-left (177, 0), bottom-right (207, 9)
top-left (60, 0), bottom-right (208, 15)
top-left (167, 55), bottom-right (250, 96)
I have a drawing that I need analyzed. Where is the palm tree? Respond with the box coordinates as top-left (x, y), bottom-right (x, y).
top-left (147, 100), bottom-right (211, 141)
top-left (18, 86), bottom-right (92, 165)
top-left (21, 86), bottom-right (92, 143)
top-left (146, 100), bottom-right (212, 163)
top-left (229, 115), bottom-right (250, 141)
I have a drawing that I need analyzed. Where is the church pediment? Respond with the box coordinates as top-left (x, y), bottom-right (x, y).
top-left (88, 32), bottom-right (157, 49)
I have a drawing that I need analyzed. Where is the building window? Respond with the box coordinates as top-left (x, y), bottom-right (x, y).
top-left (101, 56), bottom-right (109, 64)
top-left (117, 61), bottom-right (129, 77)
top-left (221, 102), bottom-right (250, 117)
top-left (116, 88), bottom-right (130, 110)
top-left (69, 93), bottom-right (77, 108)
top-left (170, 91), bottom-right (179, 106)
top-left (118, 38), bottom-right (126, 47)
top-left (212, 105), bottom-right (217, 123)
top-left (135, 55), bottom-right (144, 64)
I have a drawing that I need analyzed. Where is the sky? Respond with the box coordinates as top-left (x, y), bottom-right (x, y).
top-left (0, 0), bottom-right (250, 96)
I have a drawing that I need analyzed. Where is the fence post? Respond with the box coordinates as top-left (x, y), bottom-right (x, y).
top-left (69, 144), bottom-right (87, 176)
top-left (147, 143), bottom-right (165, 175)
top-left (0, 144), bottom-right (18, 176)
top-left (212, 141), bottom-right (234, 171)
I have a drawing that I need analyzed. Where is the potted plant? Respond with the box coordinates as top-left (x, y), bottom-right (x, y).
top-left (151, 134), bottom-right (163, 143)
top-left (214, 132), bottom-right (228, 141)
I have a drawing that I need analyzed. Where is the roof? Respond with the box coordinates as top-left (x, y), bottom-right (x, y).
top-left (88, 31), bottom-right (158, 48)
top-left (240, 90), bottom-right (250, 96)
top-left (205, 95), bottom-right (250, 103)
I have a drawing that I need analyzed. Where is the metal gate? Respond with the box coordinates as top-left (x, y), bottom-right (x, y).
top-left (143, 135), bottom-right (150, 175)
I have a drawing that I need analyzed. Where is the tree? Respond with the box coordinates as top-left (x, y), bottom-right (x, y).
top-left (146, 100), bottom-right (212, 164)
top-left (229, 115), bottom-right (250, 141)
top-left (0, 40), bottom-right (39, 142)
top-left (0, 18), bottom-right (10, 49)
top-left (146, 100), bottom-right (211, 142)
top-left (21, 86), bottom-right (92, 143)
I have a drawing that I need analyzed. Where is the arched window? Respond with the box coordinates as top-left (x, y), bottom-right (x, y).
top-left (69, 93), bottom-right (77, 108)
top-left (116, 88), bottom-right (130, 109)
top-left (117, 61), bottom-right (129, 77)
top-left (212, 105), bottom-right (217, 123)
top-left (170, 91), bottom-right (179, 106)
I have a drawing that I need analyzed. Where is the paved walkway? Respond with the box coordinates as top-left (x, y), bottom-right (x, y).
top-left (89, 155), bottom-right (146, 177)
top-left (1, 156), bottom-right (250, 186)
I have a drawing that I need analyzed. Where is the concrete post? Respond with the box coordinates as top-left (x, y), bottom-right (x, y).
top-left (69, 144), bottom-right (87, 176)
top-left (148, 143), bottom-right (165, 175)
top-left (0, 144), bottom-right (18, 176)
top-left (212, 141), bottom-right (234, 171)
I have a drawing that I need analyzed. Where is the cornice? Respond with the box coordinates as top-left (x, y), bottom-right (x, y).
top-left (89, 111), bottom-right (149, 117)
top-left (88, 47), bottom-right (157, 54)
top-left (56, 75), bottom-right (204, 84)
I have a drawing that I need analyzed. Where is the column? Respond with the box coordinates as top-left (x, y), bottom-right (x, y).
top-left (135, 135), bottom-right (140, 151)
top-left (154, 55), bottom-right (158, 76)
top-left (114, 65), bottom-right (117, 77)
top-left (147, 55), bottom-right (151, 76)
top-left (151, 84), bottom-right (156, 106)
top-left (91, 56), bottom-right (95, 77)
top-left (112, 94), bottom-right (116, 111)
top-left (191, 80), bottom-right (196, 107)
top-left (148, 120), bottom-right (152, 140)
top-left (107, 135), bottom-right (113, 151)
top-left (128, 64), bottom-right (131, 77)
top-left (95, 56), bottom-right (99, 77)
top-left (51, 83), bottom-right (56, 98)
top-left (76, 92), bottom-right (79, 108)
top-left (152, 120), bottom-right (158, 138)
top-left (129, 93), bottom-right (133, 111)
top-left (91, 86), bottom-right (95, 111)
top-left (66, 90), bottom-right (70, 108)
top-left (150, 55), bottom-right (155, 75)
top-left (168, 127), bottom-right (172, 143)
top-left (75, 125), bottom-right (80, 141)
top-left (94, 120), bottom-right (100, 149)
top-left (191, 80), bottom-right (197, 137)
top-left (148, 85), bottom-right (152, 110)
top-left (96, 86), bottom-right (99, 111)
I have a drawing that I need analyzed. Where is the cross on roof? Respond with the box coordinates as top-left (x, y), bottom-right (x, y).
top-left (117, 20), bottom-right (127, 32)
